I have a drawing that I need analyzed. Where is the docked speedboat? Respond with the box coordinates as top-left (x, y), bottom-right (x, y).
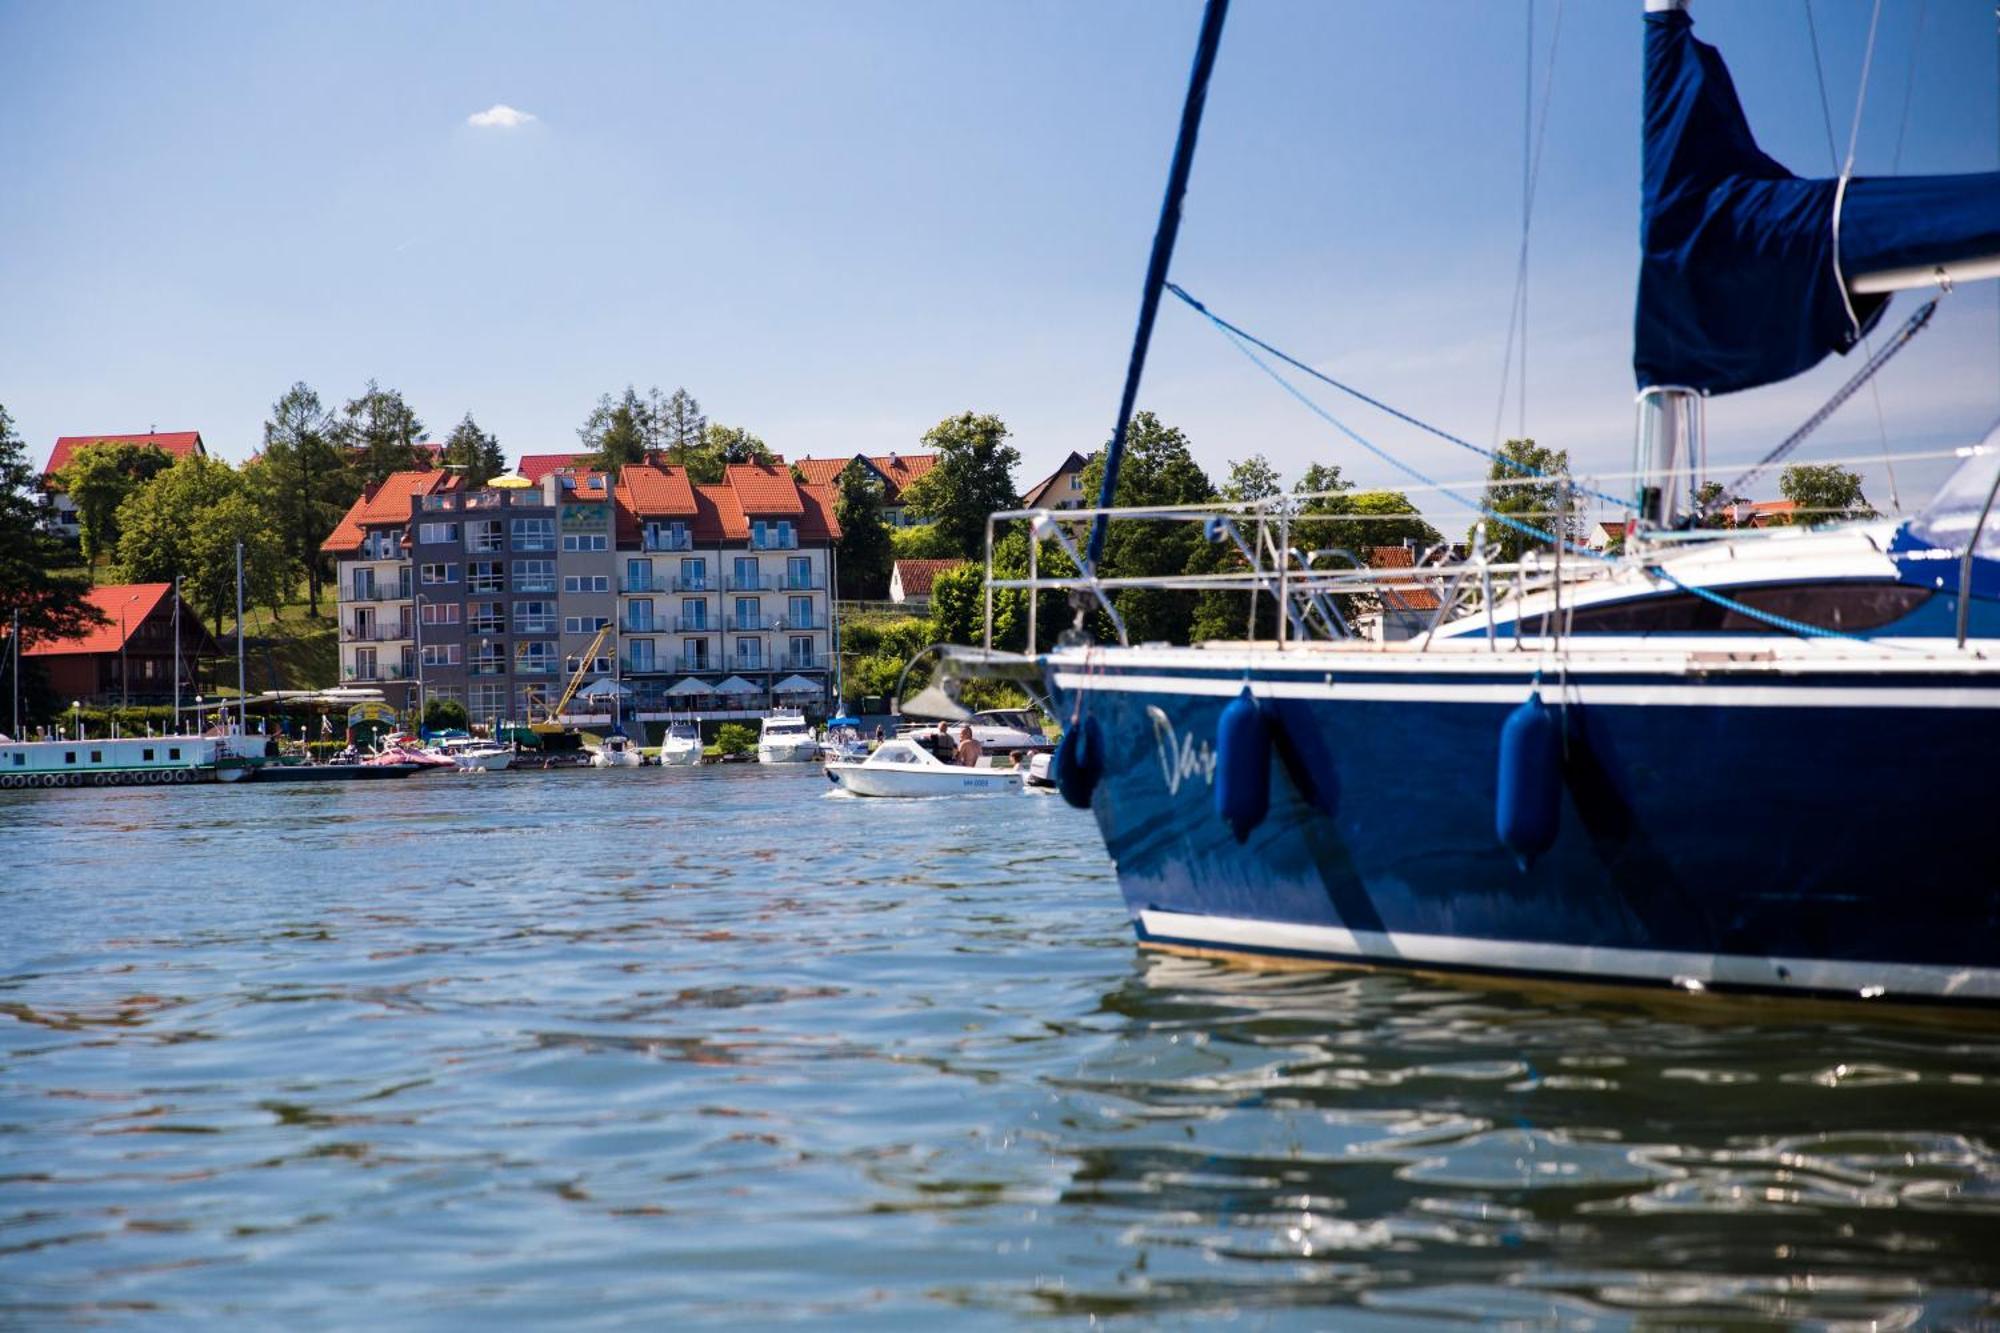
top-left (756, 709), bottom-right (819, 764)
top-left (373, 736), bottom-right (455, 772)
top-left (822, 715), bottom-right (870, 763)
top-left (825, 738), bottom-right (1022, 798)
top-left (441, 738), bottom-right (514, 773)
top-left (657, 719), bottom-right (703, 767)
top-left (589, 731), bottom-right (644, 768)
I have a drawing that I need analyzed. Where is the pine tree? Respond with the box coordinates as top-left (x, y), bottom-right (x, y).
top-left (442, 413), bottom-right (505, 487)
top-left (251, 383), bottom-right (354, 616)
top-left (0, 403), bottom-right (102, 652)
top-left (335, 380), bottom-right (427, 485)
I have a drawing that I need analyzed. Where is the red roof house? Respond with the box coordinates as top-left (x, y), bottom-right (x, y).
top-left (22, 583), bottom-right (217, 706)
top-left (890, 558), bottom-right (966, 606)
top-left (43, 431), bottom-right (205, 480)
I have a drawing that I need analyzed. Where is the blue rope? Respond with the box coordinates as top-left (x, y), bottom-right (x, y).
top-left (1169, 281), bottom-right (1636, 510)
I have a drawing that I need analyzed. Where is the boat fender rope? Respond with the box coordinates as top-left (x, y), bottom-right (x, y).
top-left (1215, 687), bottom-right (1272, 842)
top-left (1495, 688), bottom-right (1563, 869)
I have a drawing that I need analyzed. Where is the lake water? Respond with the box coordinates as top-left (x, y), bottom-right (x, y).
top-left (4, 766), bottom-right (1999, 1328)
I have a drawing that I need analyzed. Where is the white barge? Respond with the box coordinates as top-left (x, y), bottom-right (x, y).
top-left (0, 733), bottom-right (268, 788)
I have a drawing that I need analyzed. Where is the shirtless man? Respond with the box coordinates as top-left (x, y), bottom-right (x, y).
top-left (953, 723), bottom-right (983, 767)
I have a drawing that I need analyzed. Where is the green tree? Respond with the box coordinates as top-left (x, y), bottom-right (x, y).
top-left (335, 380), bottom-right (427, 485)
top-left (676, 422), bottom-right (772, 484)
top-left (1075, 412), bottom-right (1215, 644)
top-left (578, 386), bottom-right (656, 471)
top-left (423, 697), bottom-right (470, 732)
top-left (251, 382), bottom-right (354, 616)
top-left (1779, 464), bottom-right (1874, 523)
top-left (1222, 453), bottom-right (1283, 503)
top-left (1472, 438), bottom-right (1582, 562)
top-left (117, 456), bottom-right (286, 636)
top-left (834, 459), bottom-right (893, 599)
top-left (441, 413), bottom-right (504, 487)
top-left (713, 722), bottom-right (757, 756)
top-left (654, 387), bottom-right (707, 461)
top-left (0, 404), bottom-right (102, 658)
top-left (890, 523), bottom-right (961, 560)
top-left (901, 411), bottom-right (1022, 560)
top-left (52, 441), bottom-right (174, 571)
top-left (1694, 480), bottom-right (1745, 530)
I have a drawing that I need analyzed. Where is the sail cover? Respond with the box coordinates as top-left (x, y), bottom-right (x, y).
top-left (1636, 7), bottom-right (2000, 395)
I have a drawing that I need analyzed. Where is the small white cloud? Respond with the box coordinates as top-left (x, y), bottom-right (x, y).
top-left (467, 104), bottom-right (537, 130)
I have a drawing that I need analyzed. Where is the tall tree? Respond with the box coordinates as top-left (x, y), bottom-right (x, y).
top-left (1473, 439), bottom-right (1582, 563)
top-left (1222, 453), bottom-right (1283, 503)
top-left (335, 380), bottom-right (427, 485)
top-left (1779, 463), bottom-right (1874, 523)
top-left (655, 387), bottom-right (707, 461)
top-left (0, 403), bottom-right (101, 652)
top-left (675, 422), bottom-right (773, 484)
top-left (902, 411), bottom-right (1022, 560)
top-left (251, 383), bottom-right (353, 616)
top-left (441, 413), bottom-right (504, 487)
top-left (833, 460), bottom-right (894, 598)
top-left (52, 441), bottom-right (174, 572)
top-left (1076, 412), bottom-right (1215, 644)
top-left (115, 454), bottom-right (286, 636)
top-left (578, 386), bottom-right (655, 471)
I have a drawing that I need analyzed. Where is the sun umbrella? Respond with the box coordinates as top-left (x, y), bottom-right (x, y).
top-left (713, 676), bottom-right (761, 695)
top-left (665, 677), bottom-right (712, 697)
top-left (773, 674), bottom-right (819, 695)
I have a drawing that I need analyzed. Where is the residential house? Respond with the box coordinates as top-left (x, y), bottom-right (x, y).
top-left (889, 558), bottom-right (966, 610)
top-left (40, 431), bottom-right (206, 538)
top-left (1728, 499), bottom-right (1797, 528)
top-left (517, 452), bottom-right (590, 484)
top-left (322, 470), bottom-right (460, 718)
top-left (613, 461), bottom-right (841, 716)
top-left (793, 451), bottom-right (937, 526)
top-left (1021, 450), bottom-right (1090, 512)
top-left (22, 583), bottom-right (215, 706)
top-left (1356, 546), bottom-right (1444, 642)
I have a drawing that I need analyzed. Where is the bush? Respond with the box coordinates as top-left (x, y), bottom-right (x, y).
top-left (424, 698), bottom-right (470, 732)
top-left (890, 524), bottom-right (961, 560)
top-left (713, 722), bottom-right (757, 756)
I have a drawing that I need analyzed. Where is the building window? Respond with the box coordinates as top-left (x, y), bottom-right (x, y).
top-left (685, 638), bottom-right (710, 671)
top-left (625, 558), bottom-right (652, 593)
top-left (678, 558), bottom-right (708, 591)
top-left (788, 595), bottom-right (812, 629)
top-left (420, 563), bottom-right (458, 585)
top-left (514, 560), bottom-right (556, 593)
top-left (169, 747), bottom-right (180, 760)
top-left (645, 521), bottom-right (691, 552)
top-left (732, 557), bottom-right (761, 591)
top-left (786, 556), bottom-right (812, 589)
top-left (562, 573), bottom-right (610, 594)
top-left (627, 638), bottom-right (656, 673)
top-left (515, 640), bottom-right (558, 674)
top-left (789, 636), bottom-right (814, 668)
top-left (143, 748), bottom-right (154, 761)
top-left (419, 521), bottom-right (459, 544)
top-left (469, 561), bottom-right (504, 592)
top-left (470, 683), bottom-right (507, 720)
top-left (562, 532), bottom-right (608, 552)
top-left (563, 615), bottom-right (611, 634)
top-left (680, 598), bottom-right (707, 631)
top-left (429, 685), bottom-right (464, 707)
top-left (511, 518), bottom-right (556, 551)
top-left (355, 647), bottom-right (378, 680)
top-left (467, 520), bottom-right (503, 553)
top-left (624, 600), bottom-right (655, 632)
top-left (420, 601), bottom-right (460, 625)
top-left (65, 751), bottom-right (76, 764)
top-left (352, 568), bottom-right (377, 600)
top-left (469, 644), bottom-right (505, 676)
top-left (734, 597), bottom-right (760, 631)
top-left (735, 638), bottom-right (762, 668)
top-left (515, 601), bottom-right (557, 634)
top-left (468, 601), bottom-right (504, 634)
top-left (752, 519), bottom-right (796, 550)
top-left (421, 644), bottom-right (461, 667)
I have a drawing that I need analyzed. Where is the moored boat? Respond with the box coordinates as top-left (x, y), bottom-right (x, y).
top-left (756, 709), bottom-right (819, 764)
top-left (657, 719), bottom-right (704, 767)
top-left (825, 738), bottom-right (1022, 798)
top-left (0, 731), bottom-right (265, 788)
top-left (589, 731), bottom-right (644, 768)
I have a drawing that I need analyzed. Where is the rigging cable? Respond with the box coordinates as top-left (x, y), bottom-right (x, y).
top-left (1489, 0), bottom-right (1566, 456)
top-left (1168, 282), bottom-right (1633, 509)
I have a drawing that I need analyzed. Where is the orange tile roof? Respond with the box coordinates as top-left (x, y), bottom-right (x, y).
top-left (615, 463), bottom-right (698, 516)
top-left (321, 470), bottom-right (457, 555)
top-left (1365, 546), bottom-right (1441, 612)
top-left (793, 452), bottom-right (937, 504)
top-left (698, 483), bottom-right (746, 541)
top-left (798, 483), bottom-right (842, 542)
top-left (45, 431), bottom-right (204, 478)
top-left (25, 583), bottom-right (173, 656)
top-left (893, 558), bottom-right (966, 598)
top-left (792, 457), bottom-right (849, 488)
top-left (725, 463), bottom-right (805, 516)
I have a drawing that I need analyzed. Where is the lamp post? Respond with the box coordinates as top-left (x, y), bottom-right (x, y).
top-left (71, 700), bottom-right (81, 742)
top-left (413, 593), bottom-right (429, 732)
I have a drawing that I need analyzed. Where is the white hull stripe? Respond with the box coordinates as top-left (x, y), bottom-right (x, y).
top-left (1136, 909), bottom-right (2000, 1001)
top-left (1053, 672), bottom-right (2000, 709)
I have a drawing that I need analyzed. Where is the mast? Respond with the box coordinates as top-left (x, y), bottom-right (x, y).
top-left (1084, 0), bottom-right (1231, 575)
top-left (171, 578), bottom-right (180, 732)
top-left (235, 540), bottom-right (246, 733)
top-left (9, 609), bottom-right (18, 740)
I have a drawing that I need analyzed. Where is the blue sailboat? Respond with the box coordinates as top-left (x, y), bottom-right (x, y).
top-left (992, 0), bottom-right (2000, 1006)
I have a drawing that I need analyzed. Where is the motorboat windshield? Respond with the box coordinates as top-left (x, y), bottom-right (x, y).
top-left (1904, 422), bottom-right (2000, 559)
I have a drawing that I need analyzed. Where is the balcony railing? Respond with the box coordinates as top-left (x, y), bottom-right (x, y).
top-left (621, 656), bottom-right (664, 675)
top-left (782, 656), bottom-right (827, 672)
top-left (345, 622), bottom-right (415, 642)
top-left (620, 619), bottom-right (658, 634)
top-left (671, 616), bottom-right (711, 633)
top-left (643, 531), bottom-right (693, 552)
top-left (729, 617), bottom-right (775, 632)
top-left (671, 577), bottom-right (713, 593)
top-left (469, 662), bottom-right (507, 677)
top-left (750, 533), bottom-right (799, 550)
top-left (725, 575), bottom-right (773, 592)
top-left (672, 656), bottom-right (715, 673)
top-left (344, 664), bottom-right (409, 682)
top-left (620, 577), bottom-right (658, 594)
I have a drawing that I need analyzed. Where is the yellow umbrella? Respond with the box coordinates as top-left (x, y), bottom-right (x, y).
top-left (488, 472), bottom-right (535, 488)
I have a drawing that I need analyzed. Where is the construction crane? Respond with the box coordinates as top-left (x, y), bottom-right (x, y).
top-left (527, 624), bottom-right (614, 735)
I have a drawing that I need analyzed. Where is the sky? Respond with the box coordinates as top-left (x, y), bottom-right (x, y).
top-left (2, 0), bottom-right (1997, 521)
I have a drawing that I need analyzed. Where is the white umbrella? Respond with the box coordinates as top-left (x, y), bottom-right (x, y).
top-left (575, 677), bottom-right (631, 698)
top-left (772, 674), bottom-right (819, 695)
top-left (714, 676), bottom-right (761, 695)
top-left (665, 677), bottom-right (712, 697)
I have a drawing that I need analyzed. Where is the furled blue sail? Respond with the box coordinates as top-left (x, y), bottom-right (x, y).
top-left (1635, 6), bottom-right (2000, 395)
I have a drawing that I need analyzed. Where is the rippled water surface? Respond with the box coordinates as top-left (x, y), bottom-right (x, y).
top-left (5, 767), bottom-right (2000, 1328)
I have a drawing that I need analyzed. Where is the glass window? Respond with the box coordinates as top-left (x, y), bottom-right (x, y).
top-left (514, 559), bottom-right (556, 592)
top-left (420, 601), bottom-right (460, 625)
top-left (466, 520), bottom-right (503, 553)
top-left (733, 557), bottom-right (760, 590)
top-left (562, 574), bottom-right (610, 594)
top-left (788, 595), bottom-right (812, 627)
top-left (626, 558), bottom-right (652, 591)
top-left (421, 644), bottom-right (461, 667)
top-left (512, 517), bottom-right (555, 550)
top-left (628, 639), bottom-right (656, 672)
top-left (679, 557), bottom-right (707, 591)
top-left (420, 563), bottom-right (457, 585)
top-left (469, 561), bottom-right (504, 592)
top-left (787, 556), bottom-right (811, 588)
top-left (419, 521), bottom-right (459, 544)
top-left (681, 598), bottom-right (707, 630)
top-left (734, 597), bottom-right (759, 630)
top-left (789, 635), bottom-right (813, 667)
top-left (514, 640), bottom-right (558, 674)
top-left (352, 568), bottom-right (376, 600)
top-left (468, 601), bottom-right (504, 633)
top-left (516, 601), bottom-right (556, 634)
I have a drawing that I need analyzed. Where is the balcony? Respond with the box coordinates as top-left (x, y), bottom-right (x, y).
top-left (671, 616), bottom-right (711, 633)
top-left (620, 577), bottom-right (658, 594)
top-left (621, 656), bottom-right (665, 675)
top-left (671, 656), bottom-right (715, 673)
top-left (781, 655), bottom-right (828, 672)
top-left (777, 572), bottom-right (820, 590)
top-left (728, 616), bottom-right (776, 632)
top-left (468, 662), bottom-right (507, 677)
top-left (345, 622), bottom-right (415, 642)
top-left (643, 530), bottom-right (693, 552)
top-left (725, 574), bottom-right (773, 592)
top-left (750, 533), bottom-right (799, 551)
top-left (670, 577), bottom-right (713, 593)
top-left (344, 663), bottom-right (409, 682)
top-left (515, 620), bottom-right (557, 636)
top-left (620, 619), bottom-right (658, 634)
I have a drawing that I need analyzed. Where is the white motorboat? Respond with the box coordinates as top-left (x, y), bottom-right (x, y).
top-left (756, 709), bottom-right (819, 764)
top-left (657, 719), bottom-right (703, 767)
top-left (1022, 752), bottom-right (1055, 792)
top-left (436, 737), bottom-right (514, 773)
top-left (821, 715), bottom-right (869, 763)
top-left (824, 738), bottom-right (1022, 798)
top-left (589, 732), bottom-right (644, 768)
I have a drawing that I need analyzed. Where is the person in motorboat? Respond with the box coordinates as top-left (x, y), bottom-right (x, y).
top-left (954, 724), bottom-right (982, 767)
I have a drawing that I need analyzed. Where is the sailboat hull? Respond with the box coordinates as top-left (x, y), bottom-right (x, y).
top-left (1049, 646), bottom-right (2000, 1006)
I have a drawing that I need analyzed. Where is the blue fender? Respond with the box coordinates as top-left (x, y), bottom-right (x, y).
top-left (1054, 715), bottom-right (1103, 809)
top-left (1215, 687), bottom-right (1272, 841)
top-left (1495, 691), bottom-right (1562, 868)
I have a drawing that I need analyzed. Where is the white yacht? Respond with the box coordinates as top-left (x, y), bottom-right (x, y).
top-left (657, 719), bottom-right (703, 767)
top-left (825, 738), bottom-right (1022, 798)
top-left (589, 731), bottom-right (644, 768)
top-left (756, 709), bottom-right (819, 764)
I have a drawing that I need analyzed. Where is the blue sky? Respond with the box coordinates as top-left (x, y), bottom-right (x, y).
top-left (2, 1), bottom-right (1995, 517)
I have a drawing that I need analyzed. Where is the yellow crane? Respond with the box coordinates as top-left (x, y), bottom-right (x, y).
top-left (527, 623), bottom-right (615, 735)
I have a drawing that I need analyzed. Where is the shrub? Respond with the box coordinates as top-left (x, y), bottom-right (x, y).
top-left (713, 722), bottom-right (757, 756)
